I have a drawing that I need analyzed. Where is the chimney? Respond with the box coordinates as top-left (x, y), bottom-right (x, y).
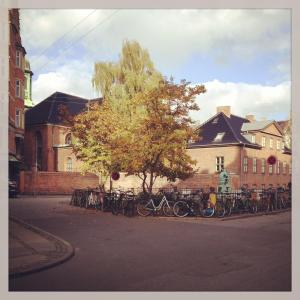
top-left (246, 115), bottom-right (255, 122)
top-left (217, 106), bottom-right (231, 117)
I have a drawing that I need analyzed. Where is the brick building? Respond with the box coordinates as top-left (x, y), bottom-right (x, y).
top-left (8, 9), bottom-right (26, 181)
top-left (21, 92), bottom-right (101, 194)
top-left (24, 91), bottom-right (89, 172)
top-left (182, 106), bottom-right (292, 190)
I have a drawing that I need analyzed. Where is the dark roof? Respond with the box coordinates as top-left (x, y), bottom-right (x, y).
top-left (25, 92), bottom-right (89, 126)
top-left (189, 112), bottom-right (261, 149)
top-left (277, 120), bottom-right (289, 131)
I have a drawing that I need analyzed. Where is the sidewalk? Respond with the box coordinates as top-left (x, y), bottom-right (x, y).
top-left (9, 217), bottom-right (74, 278)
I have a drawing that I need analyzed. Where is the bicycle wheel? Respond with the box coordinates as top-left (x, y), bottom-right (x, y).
top-left (111, 200), bottom-right (120, 215)
top-left (215, 201), bottom-right (226, 218)
top-left (162, 201), bottom-right (174, 217)
top-left (173, 201), bottom-right (189, 217)
top-left (137, 201), bottom-right (152, 216)
top-left (225, 200), bottom-right (232, 216)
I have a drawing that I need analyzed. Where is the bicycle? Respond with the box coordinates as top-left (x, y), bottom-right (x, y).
top-left (136, 191), bottom-right (174, 217)
top-left (173, 199), bottom-right (201, 217)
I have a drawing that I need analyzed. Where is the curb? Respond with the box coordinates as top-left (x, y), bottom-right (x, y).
top-left (9, 216), bottom-right (75, 278)
top-left (221, 208), bottom-right (291, 221)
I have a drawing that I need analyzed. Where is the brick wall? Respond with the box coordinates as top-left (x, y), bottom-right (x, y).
top-left (19, 171), bottom-right (99, 194)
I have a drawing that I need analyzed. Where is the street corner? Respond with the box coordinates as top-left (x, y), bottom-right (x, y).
top-left (9, 216), bottom-right (75, 278)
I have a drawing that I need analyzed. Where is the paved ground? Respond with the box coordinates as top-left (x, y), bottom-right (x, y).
top-left (9, 195), bottom-right (291, 291)
top-left (9, 217), bottom-right (74, 277)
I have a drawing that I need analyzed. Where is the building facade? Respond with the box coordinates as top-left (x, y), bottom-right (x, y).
top-left (24, 92), bottom-right (89, 172)
top-left (8, 9), bottom-right (26, 181)
top-left (24, 59), bottom-right (34, 109)
top-left (184, 106), bottom-right (292, 190)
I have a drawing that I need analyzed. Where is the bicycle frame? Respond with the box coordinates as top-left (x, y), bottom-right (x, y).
top-left (145, 195), bottom-right (169, 211)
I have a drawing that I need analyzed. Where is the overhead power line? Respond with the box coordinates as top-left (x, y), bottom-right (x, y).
top-left (31, 9), bottom-right (97, 64)
top-left (34, 9), bottom-right (121, 74)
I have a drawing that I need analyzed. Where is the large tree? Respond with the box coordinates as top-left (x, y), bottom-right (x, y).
top-left (71, 40), bottom-right (206, 192)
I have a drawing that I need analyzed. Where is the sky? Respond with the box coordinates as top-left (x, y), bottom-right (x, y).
top-left (19, 9), bottom-right (291, 123)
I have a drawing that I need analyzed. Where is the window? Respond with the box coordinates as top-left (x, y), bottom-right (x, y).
top-left (261, 158), bottom-right (266, 174)
top-left (253, 158), bottom-right (257, 173)
top-left (277, 140), bottom-right (280, 150)
top-left (214, 132), bottom-right (225, 142)
top-left (66, 157), bottom-right (72, 172)
top-left (277, 161), bottom-right (280, 174)
top-left (243, 157), bottom-right (248, 173)
top-left (65, 133), bottom-right (72, 145)
top-left (16, 51), bottom-right (21, 68)
top-left (16, 80), bottom-right (20, 97)
top-left (281, 142), bottom-right (285, 151)
top-left (212, 117), bottom-right (219, 124)
top-left (269, 164), bottom-right (273, 175)
top-left (283, 162), bottom-right (287, 175)
top-left (261, 136), bottom-right (266, 147)
top-left (251, 135), bottom-right (256, 143)
top-left (15, 109), bottom-right (20, 128)
top-left (216, 156), bottom-right (224, 172)
top-left (289, 164), bottom-right (292, 175)
top-left (270, 138), bottom-right (273, 149)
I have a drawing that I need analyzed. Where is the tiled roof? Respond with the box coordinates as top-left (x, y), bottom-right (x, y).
top-left (25, 92), bottom-right (89, 126)
top-left (190, 112), bottom-right (261, 148)
top-left (241, 120), bottom-right (273, 132)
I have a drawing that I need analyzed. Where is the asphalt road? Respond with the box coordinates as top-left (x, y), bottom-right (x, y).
top-left (9, 195), bottom-right (291, 291)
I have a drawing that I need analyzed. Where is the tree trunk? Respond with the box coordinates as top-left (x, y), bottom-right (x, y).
top-left (148, 171), bottom-right (154, 195)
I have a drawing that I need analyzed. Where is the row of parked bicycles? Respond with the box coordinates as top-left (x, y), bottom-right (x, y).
top-left (70, 187), bottom-right (291, 218)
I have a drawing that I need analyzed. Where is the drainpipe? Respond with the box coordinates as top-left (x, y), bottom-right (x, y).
top-left (240, 144), bottom-right (245, 189)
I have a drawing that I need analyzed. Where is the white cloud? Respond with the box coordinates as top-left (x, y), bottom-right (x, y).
top-left (20, 9), bottom-right (291, 72)
top-left (190, 80), bottom-right (291, 122)
top-left (32, 60), bottom-right (95, 104)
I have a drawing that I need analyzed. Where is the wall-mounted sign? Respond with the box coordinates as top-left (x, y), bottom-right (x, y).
top-left (267, 155), bottom-right (277, 165)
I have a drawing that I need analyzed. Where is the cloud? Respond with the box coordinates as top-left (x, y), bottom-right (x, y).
top-left (32, 60), bottom-right (95, 103)
top-left (191, 80), bottom-right (291, 122)
top-left (20, 9), bottom-right (291, 73)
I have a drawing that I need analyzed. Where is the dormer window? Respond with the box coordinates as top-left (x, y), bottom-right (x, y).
top-left (65, 133), bottom-right (72, 145)
top-left (212, 117), bottom-right (219, 124)
top-left (214, 132), bottom-right (225, 142)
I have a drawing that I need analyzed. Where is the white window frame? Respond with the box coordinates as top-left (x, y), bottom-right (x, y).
top-left (216, 156), bottom-right (224, 172)
top-left (262, 136), bottom-right (266, 147)
top-left (277, 161), bottom-right (280, 174)
top-left (269, 164), bottom-right (273, 174)
top-left (251, 135), bottom-right (256, 143)
top-left (15, 109), bottom-right (21, 128)
top-left (261, 158), bottom-right (266, 174)
top-left (270, 138), bottom-right (273, 149)
top-left (66, 157), bottom-right (73, 172)
top-left (243, 157), bottom-right (248, 173)
top-left (16, 79), bottom-right (20, 97)
top-left (253, 158), bottom-right (257, 173)
top-left (16, 50), bottom-right (21, 68)
top-left (214, 132), bottom-right (225, 142)
top-left (277, 140), bottom-right (280, 150)
top-left (283, 162), bottom-right (287, 175)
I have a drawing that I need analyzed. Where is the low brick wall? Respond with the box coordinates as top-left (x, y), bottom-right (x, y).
top-left (19, 171), bottom-right (99, 195)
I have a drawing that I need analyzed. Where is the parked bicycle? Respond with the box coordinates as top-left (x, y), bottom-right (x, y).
top-left (136, 190), bottom-right (174, 217)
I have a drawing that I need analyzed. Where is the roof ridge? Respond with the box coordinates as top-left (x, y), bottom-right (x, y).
top-left (223, 114), bottom-right (243, 143)
top-left (230, 113), bottom-right (249, 122)
top-left (195, 111), bottom-right (223, 130)
top-left (47, 92), bottom-right (57, 123)
top-left (54, 91), bottom-right (88, 101)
